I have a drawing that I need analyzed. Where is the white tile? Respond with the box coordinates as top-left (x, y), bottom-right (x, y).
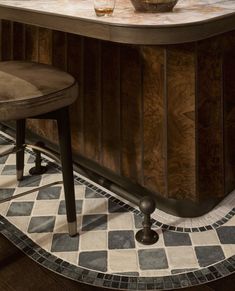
top-left (29, 233), bottom-right (53, 251)
top-left (54, 215), bottom-right (81, 233)
top-left (7, 216), bottom-right (30, 232)
top-left (32, 200), bottom-right (60, 216)
top-left (14, 187), bottom-right (37, 201)
top-left (0, 176), bottom-right (18, 188)
top-left (80, 231), bottom-right (107, 251)
top-left (139, 269), bottom-right (171, 277)
top-left (166, 247), bottom-right (199, 269)
top-left (109, 250), bottom-right (139, 273)
top-left (224, 215), bottom-right (235, 226)
top-left (83, 198), bottom-right (107, 214)
top-left (222, 244), bottom-right (235, 257)
top-left (74, 185), bottom-right (85, 199)
top-left (108, 213), bottom-right (134, 230)
top-left (56, 251), bottom-right (79, 265)
top-left (190, 230), bottom-right (220, 245)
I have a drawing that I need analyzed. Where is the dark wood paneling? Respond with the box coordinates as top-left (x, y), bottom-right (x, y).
top-left (83, 38), bottom-right (102, 163)
top-left (120, 45), bottom-right (143, 184)
top-left (224, 31), bottom-right (235, 194)
top-left (12, 22), bottom-right (24, 60)
top-left (25, 24), bottom-right (38, 61)
top-left (197, 37), bottom-right (224, 199)
top-left (67, 33), bottom-right (84, 154)
top-left (141, 46), bottom-right (166, 196)
top-left (1, 20), bottom-right (12, 60)
top-left (101, 42), bottom-right (121, 173)
top-left (167, 44), bottom-right (196, 200)
top-left (52, 30), bottom-right (67, 70)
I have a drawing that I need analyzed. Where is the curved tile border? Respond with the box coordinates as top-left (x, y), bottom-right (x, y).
top-left (0, 216), bottom-right (235, 290)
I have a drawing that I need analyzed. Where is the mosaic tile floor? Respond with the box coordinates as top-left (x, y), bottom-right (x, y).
top-left (0, 129), bottom-right (235, 290)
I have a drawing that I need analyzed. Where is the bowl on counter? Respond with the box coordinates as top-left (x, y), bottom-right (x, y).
top-left (130, 0), bottom-right (178, 12)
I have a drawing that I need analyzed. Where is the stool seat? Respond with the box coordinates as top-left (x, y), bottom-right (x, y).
top-left (0, 60), bottom-right (78, 236)
top-left (0, 61), bottom-right (77, 121)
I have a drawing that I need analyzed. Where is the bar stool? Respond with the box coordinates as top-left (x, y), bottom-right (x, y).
top-left (0, 61), bottom-right (78, 237)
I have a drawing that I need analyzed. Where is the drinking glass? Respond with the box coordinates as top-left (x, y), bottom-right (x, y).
top-left (94, 0), bottom-right (116, 16)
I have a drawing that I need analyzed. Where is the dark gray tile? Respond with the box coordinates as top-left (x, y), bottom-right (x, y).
top-left (0, 155), bottom-right (8, 164)
top-left (28, 216), bottom-right (55, 233)
top-left (79, 251), bottom-right (107, 272)
top-left (195, 246), bottom-right (225, 267)
top-left (163, 231), bottom-right (192, 246)
top-left (51, 233), bottom-right (79, 252)
top-left (82, 214), bottom-right (107, 231)
top-left (37, 186), bottom-right (61, 200)
top-left (108, 200), bottom-right (128, 213)
top-left (27, 154), bottom-right (35, 164)
top-left (7, 202), bottom-right (34, 216)
top-left (0, 138), bottom-right (9, 145)
top-left (108, 230), bottom-right (135, 249)
top-left (58, 200), bottom-right (83, 215)
top-left (1, 165), bottom-right (16, 175)
top-left (216, 226), bottom-right (235, 244)
top-left (0, 188), bottom-right (15, 200)
top-left (18, 175), bottom-right (41, 187)
top-left (138, 249), bottom-right (168, 270)
top-left (85, 188), bottom-right (102, 198)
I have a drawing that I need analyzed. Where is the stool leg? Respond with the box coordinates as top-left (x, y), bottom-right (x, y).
top-left (16, 119), bottom-right (26, 181)
top-left (56, 107), bottom-right (77, 237)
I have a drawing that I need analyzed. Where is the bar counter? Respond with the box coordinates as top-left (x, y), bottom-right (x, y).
top-left (0, 0), bottom-right (235, 216)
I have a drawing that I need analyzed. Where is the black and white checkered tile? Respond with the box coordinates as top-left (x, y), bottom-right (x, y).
top-left (0, 129), bottom-right (235, 290)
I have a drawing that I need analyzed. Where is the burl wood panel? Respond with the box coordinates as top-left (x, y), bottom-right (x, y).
top-left (1, 20), bottom-right (235, 204)
top-left (141, 46), bottom-right (166, 196)
top-left (167, 44), bottom-right (196, 201)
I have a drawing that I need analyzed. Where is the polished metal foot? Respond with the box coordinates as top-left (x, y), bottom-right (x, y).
top-left (135, 196), bottom-right (159, 245)
top-left (68, 221), bottom-right (77, 237)
top-left (29, 142), bottom-right (47, 175)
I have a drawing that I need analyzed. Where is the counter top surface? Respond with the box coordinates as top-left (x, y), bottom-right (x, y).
top-left (0, 0), bottom-right (235, 44)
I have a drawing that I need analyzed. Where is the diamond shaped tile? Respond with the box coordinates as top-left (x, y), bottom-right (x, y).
top-left (108, 230), bottom-right (135, 249)
top-left (51, 233), bottom-right (79, 252)
top-left (37, 186), bottom-right (61, 200)
top-left (216, 226), bottom-right (235, 244)
top-left (58, 200), bottom-right (83, 215)
top-left (195, 246), bottom-right (225, 267)
top-left (28, 216), bottom-right (55, 233)
top-left (79, 251), bottom-right (107, 272)
top-left (82, 214), bottom-right (107, 231)
top-left (6, 201), bottom-right (34, 216)
top-left (0, 188), bottom-right (15, 200)
top-left (138, 249), bottom-right (168, 270)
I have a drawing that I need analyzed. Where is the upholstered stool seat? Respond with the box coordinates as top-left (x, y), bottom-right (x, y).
top-left (0, 61), bottom-right (77, 120)
top-left (0, 61), bottom-right (78, 237)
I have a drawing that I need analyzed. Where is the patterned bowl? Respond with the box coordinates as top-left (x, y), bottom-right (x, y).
top-left (130, 0), bottom-right (178, 13)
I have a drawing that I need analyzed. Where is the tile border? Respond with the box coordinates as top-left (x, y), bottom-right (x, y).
top-left (0, 216), bottom-right (235, 290)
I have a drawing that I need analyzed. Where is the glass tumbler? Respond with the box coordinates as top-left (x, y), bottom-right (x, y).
top-left (94, 0), bottom-right (116, 16)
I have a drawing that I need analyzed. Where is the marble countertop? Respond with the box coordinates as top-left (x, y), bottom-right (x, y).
top-left (0, 0), bottom-right (234, 44)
